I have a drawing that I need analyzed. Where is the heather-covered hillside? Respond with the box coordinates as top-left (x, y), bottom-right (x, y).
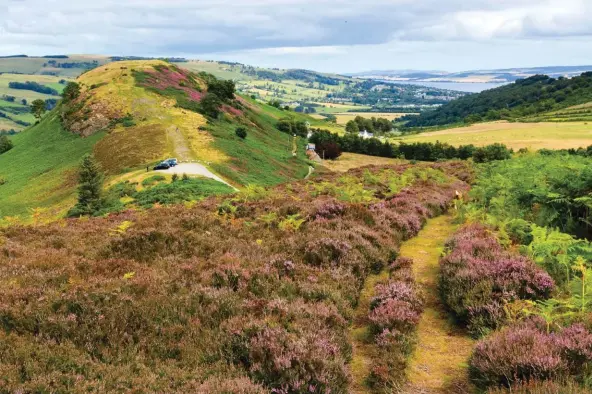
top-left (0, 162), bottom-right (470, 393)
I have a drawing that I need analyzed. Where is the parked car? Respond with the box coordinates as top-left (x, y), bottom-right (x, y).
top-left (153, 161), bottom-right (171, 170)
top-left (165, 158), bottom-right (178, 167)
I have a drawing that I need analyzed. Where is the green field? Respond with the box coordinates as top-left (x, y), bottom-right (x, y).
top-left (0, 55), bottom-right (109, 77)
top-left (0, 73), bottom-right (71, 132)
top-left (395, 121), bottom-right (592, 150)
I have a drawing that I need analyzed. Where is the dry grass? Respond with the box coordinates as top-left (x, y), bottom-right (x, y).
top-left (400, 215), bottom-right (475, 394)
top-left (76, 60), bottom-right (221, 173)
top-left (334, 112), bottom-right (410, 125)
top-left (396, 121), bottom-right (592, 150)
top-left (322, 153), bottom-right (405, 172)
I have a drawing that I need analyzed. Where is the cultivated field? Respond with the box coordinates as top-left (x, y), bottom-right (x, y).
top-left (396, 121), bottom-right (592, 150)
top-left (322, 152), bottom-right (405, 172)
top-left (333, 112), bottom-right (409, 125)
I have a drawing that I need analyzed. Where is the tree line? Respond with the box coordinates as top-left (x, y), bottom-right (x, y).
top-left (309, 129), bottom-right (512, 162)
top-left (8, 81), bottom-right (59, 95)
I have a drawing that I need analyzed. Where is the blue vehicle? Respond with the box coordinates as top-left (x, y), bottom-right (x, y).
top-left (165, 158), bottom-right (178, 167)
top-left (153, 161), bottom-right (171, 170)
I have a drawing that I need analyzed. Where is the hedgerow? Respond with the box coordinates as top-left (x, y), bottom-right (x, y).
top-left (0, 162), bottom-right (469, 392)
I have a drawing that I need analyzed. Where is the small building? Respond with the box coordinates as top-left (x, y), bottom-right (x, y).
top-left (358, 130), bottom-right (374, 139)
top-left (306, 143), bottom-right (316, 151)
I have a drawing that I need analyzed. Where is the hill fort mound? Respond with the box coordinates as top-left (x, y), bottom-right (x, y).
top-left (59, 60), bottom-right (306, 183)
top-left (0, 60), bottom-right (308, 218)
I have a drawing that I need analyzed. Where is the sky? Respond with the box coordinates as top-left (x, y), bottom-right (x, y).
top-left (1, 0), bottom-right (591, 73)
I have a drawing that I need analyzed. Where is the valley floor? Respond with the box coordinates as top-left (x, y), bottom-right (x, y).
top-left (401, 215), bottom-right (475, 394)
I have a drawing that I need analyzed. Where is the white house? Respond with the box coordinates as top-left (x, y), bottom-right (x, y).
top-left (358, 130), bottom-right (374, 139)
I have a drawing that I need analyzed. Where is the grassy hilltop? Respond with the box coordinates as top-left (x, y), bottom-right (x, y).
top-left (0, 60), bottom-right (313, 219)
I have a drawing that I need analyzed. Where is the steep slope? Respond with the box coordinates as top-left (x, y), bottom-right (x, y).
top-left (0, 60), bottom-right (310, 218)
top-left (0, 113), bottom-right (104, 218)
top-left (403, 73), bottom-right (592, 127)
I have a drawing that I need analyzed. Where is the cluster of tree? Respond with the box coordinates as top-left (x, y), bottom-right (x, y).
top-left (31, 99), bottom-right (47, 121)
top-left (277, 117), bottom-right (308, 137)
top-left (0, 135), bottom-right (13, 154)
top-left (294, 104), bottom-right (317, 114)
top-left (186, 72), bottom-right (237, 118)
top-left (0, 111), bottom-right (30, 127)
top-left (2, 95), bottom-right (15, 102)
top-left (403, 73), bottom-right (592, 127)
top-left (8, 81), bottom-right (59, 95)
top-left (316, 141), bottom-right (342, 160)
top-left (320, 114), bottom-right (337, 123)
top-left (62, 82), bottom-right (81, 102)
top-left (309, 129), bottom-right (512, 162)
top-left (42, 60), bottom-right (99, 69)
top-left (345, 116), bottom-right (393, 134)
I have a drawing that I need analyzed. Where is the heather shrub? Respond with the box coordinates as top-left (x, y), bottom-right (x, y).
top-left (248, 326), bottom-right (348, 392)
top-left (470, 321), bottom-right (592, 390)
top-left (0, 162), bottom-right (467, 392)
top-left (440, 224), bottom-right (555, 336)
top-left (366, 256), bottom-right (423, 391)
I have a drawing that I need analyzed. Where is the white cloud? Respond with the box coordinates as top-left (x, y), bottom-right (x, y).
top-left (0, 0), bottom-right (591, 71)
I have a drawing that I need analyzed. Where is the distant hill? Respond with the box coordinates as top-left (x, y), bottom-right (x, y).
top-left (0, 60), bottom-right (312, 218)
top-left (350, 65), bottom-right (592, 83)
top-left (402, 73), bottom-right (592, 127)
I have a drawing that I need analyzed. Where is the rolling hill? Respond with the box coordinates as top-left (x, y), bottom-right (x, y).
top-left (351, 65), bottom-right (592, 83)
top-left (0, 55), bottom-right (464, 137)
top-left (0, 60), bottom-right (312, 218)
top-left (402, 73), bottom-right (592, 127)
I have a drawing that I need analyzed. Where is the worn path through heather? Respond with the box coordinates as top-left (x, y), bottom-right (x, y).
top-left (401, 214), bottom-right (475, 394)
top-left (348, 214), bottom-right (475, 393)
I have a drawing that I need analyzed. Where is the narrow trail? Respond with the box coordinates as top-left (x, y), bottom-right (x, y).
top-left (163, 125), bottom-right (237, 190)
top-left (166, 125), bottom-right (192, 162)
top-left (400, 215), bottom-right (475, 394)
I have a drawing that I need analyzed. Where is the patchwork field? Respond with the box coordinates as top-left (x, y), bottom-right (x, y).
top-left (322, 152), bottom-right (405, 172)
top-left (395, 121), bottom-right (592, 150)
top-left (333, 112), bottom-right (409, 125)
top-left (0, 73), bottom-right (71, 131)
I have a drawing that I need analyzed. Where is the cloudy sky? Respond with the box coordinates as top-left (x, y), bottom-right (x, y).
top-left (1, 0), bottom-right (591, 73)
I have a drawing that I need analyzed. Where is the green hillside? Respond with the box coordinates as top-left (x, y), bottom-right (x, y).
top-left (0, 60), bottom-right (312, 219)
top-left (403, 72), bottom-right (592, 127)
top-left (0, 112), bottom-right (104, 218)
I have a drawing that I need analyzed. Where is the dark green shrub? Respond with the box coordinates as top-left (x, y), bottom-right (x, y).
top-left (235, 127), bottom-right (248, 139)
top-left (0, 135), bottom-right (13, 154)
top-left (505, 219), bottom-right (534, 245)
